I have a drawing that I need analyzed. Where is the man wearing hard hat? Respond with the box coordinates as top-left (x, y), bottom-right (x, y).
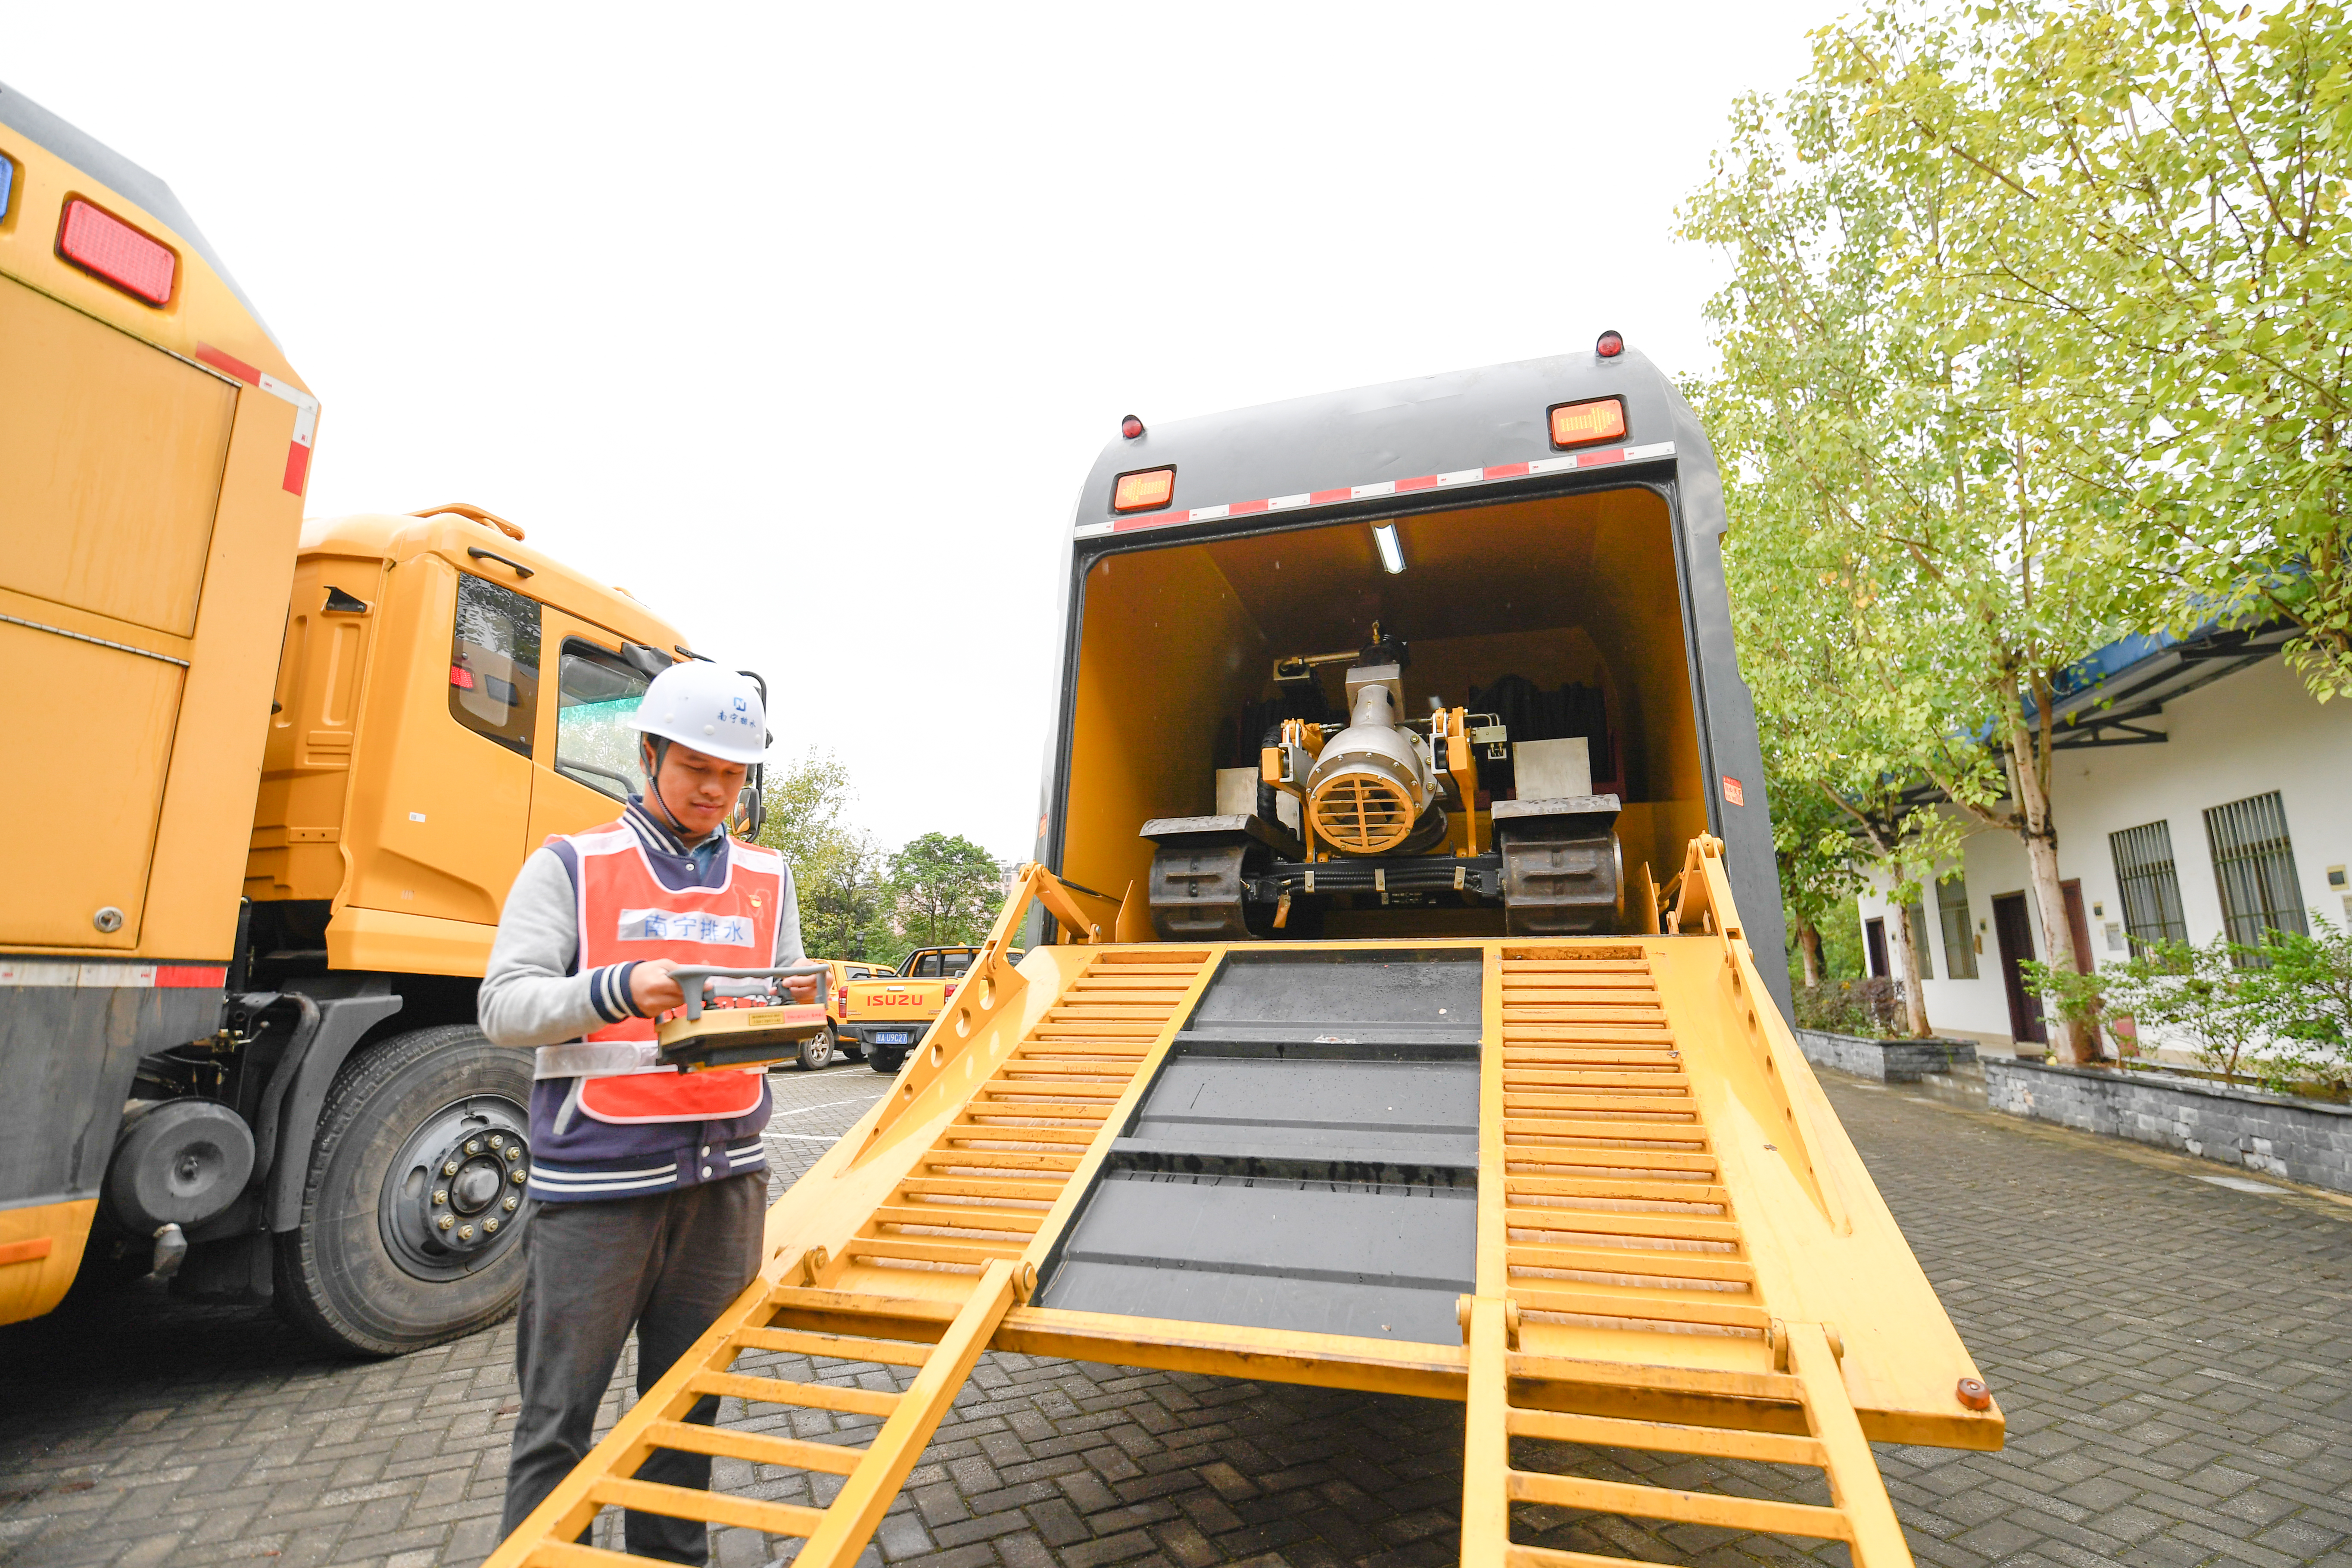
top-left (481, 662), bottom-right (817, 1564)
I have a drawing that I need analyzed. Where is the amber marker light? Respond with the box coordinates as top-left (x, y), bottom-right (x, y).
top-left (1548, 396), bottom-right (1627, 449)
top-left (1112, 466), bottom-right (1175, 513)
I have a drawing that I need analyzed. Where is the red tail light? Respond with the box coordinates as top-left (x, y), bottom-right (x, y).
top-left (942, 981), bottom-right (958, 998)
top-left (835, 987), bottom-right (847, 1009)
top-left (58, 199), bottom-right (177, 305)
top-left (449, 662), bottom-right (477, 689)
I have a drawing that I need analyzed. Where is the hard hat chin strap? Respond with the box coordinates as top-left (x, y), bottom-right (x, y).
top-left (640, 735), bottom-right (692, 836)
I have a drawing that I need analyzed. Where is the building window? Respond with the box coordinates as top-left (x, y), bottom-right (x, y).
top-left (2109, 820), bottom-right (2188, 950)
top-left (2204, 792), bottom-right (2308, 949)
top-left (448, 572), bottom-right (541, 757)
top-left (1937, 875), bottom-right (1978, 979)
top-left (1903, 900), bottom-right (1934, 980)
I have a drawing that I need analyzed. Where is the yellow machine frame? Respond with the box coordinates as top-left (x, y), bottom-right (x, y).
top-left (491, 839), bottom-right (2000, 1568)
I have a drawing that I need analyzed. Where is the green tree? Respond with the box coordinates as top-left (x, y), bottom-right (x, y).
top-left (1832, 0), bottom-right (2352, 701)
top-left (887, 833), bottom-right (1006, 950)
top-left (798, 830), bottom-right (897, 965)
top-left (1767, 745), bottom-right (1860, 991)
top-left (1719, 466), bottom-right (1962, 1035)
top-left (755, 749), bottom-right (853, 868)
top-left (1685, 53), bottom-right (2148, 1060)
top-left (754, 749), bottom-right (869, 953)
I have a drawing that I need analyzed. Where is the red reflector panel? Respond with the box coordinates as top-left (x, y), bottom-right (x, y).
top-left (1112, 467), bottom-right (1175, 513)
top-left (1548, 397), bottom-right (1626, 449)
top-left (57, 199), bottom-right (177, 305)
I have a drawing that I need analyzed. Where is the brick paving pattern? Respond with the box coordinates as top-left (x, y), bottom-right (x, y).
top-left (5, 1062), bottom-right (2351, 1568)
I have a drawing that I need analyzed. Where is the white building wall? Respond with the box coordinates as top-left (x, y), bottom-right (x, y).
top-left (1857, 657), bottom-right (2352, 1052)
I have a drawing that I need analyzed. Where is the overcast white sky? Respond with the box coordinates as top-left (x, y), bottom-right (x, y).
top-left (13, 2), bottom-right (1845, 859)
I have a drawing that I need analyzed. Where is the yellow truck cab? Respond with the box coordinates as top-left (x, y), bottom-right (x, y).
top-left (224, 504), bottom-right (754, 1354)
top-left (840, 946), bottom-right (986, 1073)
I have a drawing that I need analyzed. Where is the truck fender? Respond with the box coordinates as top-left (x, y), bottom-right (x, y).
top-left (259, 992), bottom-right (405, 1232)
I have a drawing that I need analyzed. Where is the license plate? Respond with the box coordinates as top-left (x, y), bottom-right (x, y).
top-left (873, 1031), bottom-right (910, 1045)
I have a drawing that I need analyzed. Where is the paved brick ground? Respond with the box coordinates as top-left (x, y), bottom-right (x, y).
top-left (6, 1063), bottom-right (2352, 1568)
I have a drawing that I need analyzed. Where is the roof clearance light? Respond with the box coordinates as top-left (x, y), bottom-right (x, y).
top-left (1372, 523), bottom-right (1406, 575)
top-left (1549, 396), bottom-right (1627, 449)
top-left (57, 199), bottom-right (177, 305)
top-left (1121, 414), bottom-right (1145, 439)
top-left (1596, 329), bottom-right (1624, 358)
top-left (1112, 466), bottom-right (1175, 513)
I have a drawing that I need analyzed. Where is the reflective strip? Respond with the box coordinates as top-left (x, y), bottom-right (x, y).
top-left (533, 1041), bottom-right (657, 1080)
top-left (0, 961), bottom-right (225, 988)
top-left (194, 343), bottom-right (320, 496)
top-left (1074, 441), bottom-right (1677, 539)
top-left (527, 1163), bottom-right (681, 1191)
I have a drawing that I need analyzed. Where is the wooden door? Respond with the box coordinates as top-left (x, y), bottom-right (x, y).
top-left (1991, 892), bottom-right (2047, 1045)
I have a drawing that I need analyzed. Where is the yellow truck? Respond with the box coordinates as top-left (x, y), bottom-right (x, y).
top-left (0, 85), bottom-right (751, 1354)
top-left (493, 345), bottom-right (2001, 1568)
top-left (839, 945), bottom-right (986, 1072)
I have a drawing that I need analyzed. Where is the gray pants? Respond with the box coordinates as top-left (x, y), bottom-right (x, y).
top-left (501, 1173), bottom-right (766, 1565)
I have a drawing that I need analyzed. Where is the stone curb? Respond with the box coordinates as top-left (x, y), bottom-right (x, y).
top-left (1985, 1056), bottom-right (2352, 1193)
top-left (1793, 1027), bottom-right (1979, 1082)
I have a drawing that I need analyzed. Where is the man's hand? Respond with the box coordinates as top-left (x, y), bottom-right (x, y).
top-left (630, 959), bottom-right (687, 1016)
top-left (785, 970), bottom-right (821, 1003)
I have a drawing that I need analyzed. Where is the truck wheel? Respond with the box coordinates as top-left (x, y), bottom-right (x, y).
top-left (274, 1024), bottom-right (533, 1356)
top-left (797, 1027), bottom-right (836, 1072)
top-left (869, 1046), bottom-right (905, 1074)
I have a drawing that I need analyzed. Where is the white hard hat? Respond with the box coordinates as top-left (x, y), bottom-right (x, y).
top-left (629, 662), bottom-right (768, 764)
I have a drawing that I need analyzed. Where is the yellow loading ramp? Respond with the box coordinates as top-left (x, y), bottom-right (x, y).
top-left (489, 845), bottom-right (2000, 1568)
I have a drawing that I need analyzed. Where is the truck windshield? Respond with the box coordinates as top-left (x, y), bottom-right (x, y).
top-left (555, 640), bottom-right (648, 800)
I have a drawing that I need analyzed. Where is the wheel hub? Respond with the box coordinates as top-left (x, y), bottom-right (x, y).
top-left (380, 1095), bottom-right (531, 1281)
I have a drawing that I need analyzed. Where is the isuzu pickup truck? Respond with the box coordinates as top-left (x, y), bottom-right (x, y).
top-left (838, 946), bottom-right (982, 1072)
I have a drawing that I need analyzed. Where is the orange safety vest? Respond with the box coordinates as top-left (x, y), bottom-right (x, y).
top-left (564, 820), bottom-right (784, 1125)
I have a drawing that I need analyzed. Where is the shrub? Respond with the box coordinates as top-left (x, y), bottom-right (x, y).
top-left (1794, 976), bottom-right (1907, 1038)
top-left (2244, 916), bottom-right (2352, 1070)
top-left (2028, 919), bottom-right (2352, 1091)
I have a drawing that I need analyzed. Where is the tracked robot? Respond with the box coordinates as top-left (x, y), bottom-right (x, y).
top-left (1141, 629), bottom-right (1622, 940)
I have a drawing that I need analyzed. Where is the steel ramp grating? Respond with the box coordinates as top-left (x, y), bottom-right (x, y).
top-left (1465, 945), bottom-right (1913, 1567)
top-left (1495, 951), bottom-right (1764, 1336)
top-left (1463, 1301), bottom-right (1910, 1566)
top-left (843, 949), bottom-right (1209, 1281)
top-left (483, 1259), bottom-right (1023, 1568)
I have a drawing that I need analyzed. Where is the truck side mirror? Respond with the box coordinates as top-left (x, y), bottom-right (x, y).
top-left (620, 642), bottom-right (671, 680)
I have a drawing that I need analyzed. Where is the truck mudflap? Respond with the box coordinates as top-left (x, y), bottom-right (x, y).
top-left (487, 849), bottom-right (1998, 1568)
